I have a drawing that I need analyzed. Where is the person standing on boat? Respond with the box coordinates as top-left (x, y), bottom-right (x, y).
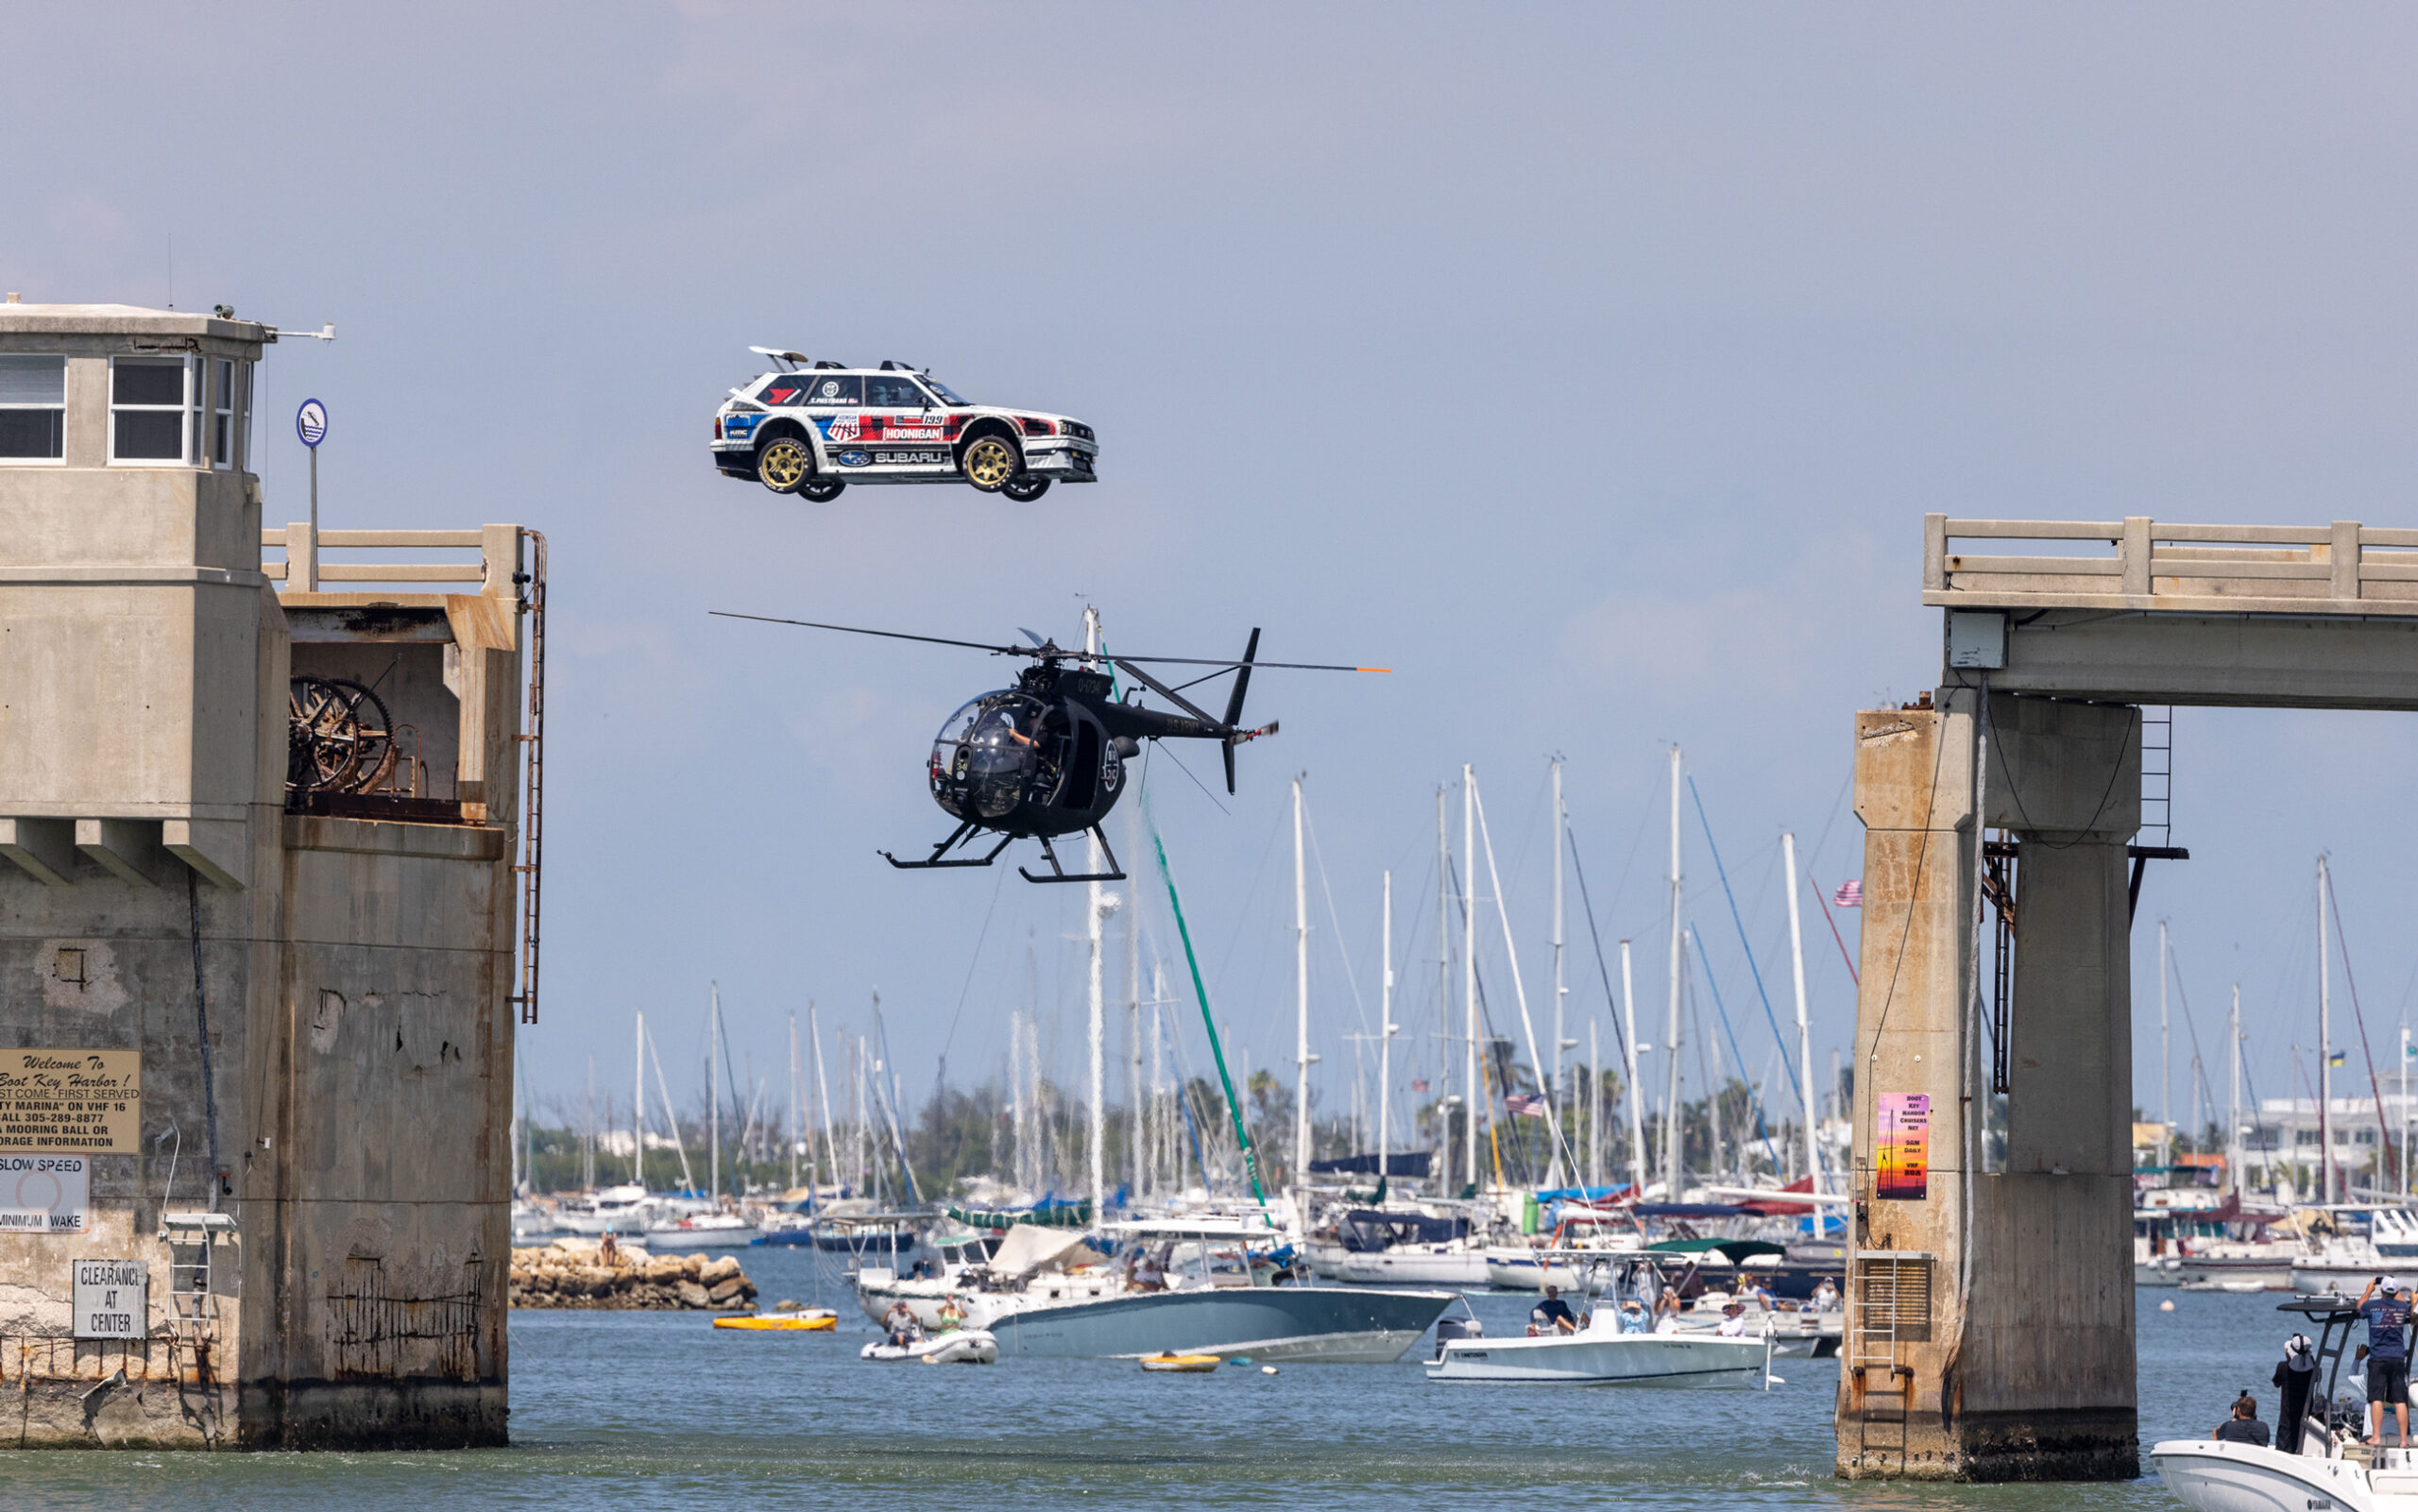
top-left (2274, 1334), bottom-right (2320, 1453)
top-left (2358, 1276), bottom-right (2414, 1448)
top-left (1616, 1299), bottom-right (1650, 1334)
top-left (1528, 1284), bottom-right (1579, 1336)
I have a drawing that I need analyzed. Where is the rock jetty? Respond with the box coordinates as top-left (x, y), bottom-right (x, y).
top-left (510, 1241), bottom-right (761, 1311)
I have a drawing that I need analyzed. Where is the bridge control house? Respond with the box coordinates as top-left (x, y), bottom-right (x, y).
top-left (0, 300), bottom-right (541, 1447)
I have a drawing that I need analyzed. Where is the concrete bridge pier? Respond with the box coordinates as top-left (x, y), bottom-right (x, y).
top-left (1836, 688), bottom-right (2140, 1481)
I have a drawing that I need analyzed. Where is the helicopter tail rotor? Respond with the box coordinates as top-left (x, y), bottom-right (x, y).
top-left (1220, 628), bottom-right (1261, 794)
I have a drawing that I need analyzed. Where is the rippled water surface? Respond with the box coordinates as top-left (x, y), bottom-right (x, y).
top-left (1, 1249), bottom-right (2270, 1509)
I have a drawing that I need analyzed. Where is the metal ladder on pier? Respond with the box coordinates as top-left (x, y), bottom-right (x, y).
top-left (161, 1213), bottom-right (233, 1395)
top-left (1848, 1250), bottom-right (1930, 1465)
top-left (2140, 706), bottom-right (2173, 847)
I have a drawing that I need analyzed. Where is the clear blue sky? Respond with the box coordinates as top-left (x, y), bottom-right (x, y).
top-left (9, 6), bottom-right (2418, 1141)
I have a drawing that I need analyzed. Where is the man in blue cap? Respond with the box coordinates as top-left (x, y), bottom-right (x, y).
top-left (2358, 1275), bottom-right (2414, 1448)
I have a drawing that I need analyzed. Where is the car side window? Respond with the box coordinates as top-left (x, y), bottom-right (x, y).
top-left (865, 374), bottom-right (929, 408)
top-left (804, 374), bottom-right (862, 406)
top-left (758, 375), bottom-right (810, 406)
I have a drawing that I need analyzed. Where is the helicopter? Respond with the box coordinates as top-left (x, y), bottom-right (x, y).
top-left (711, 609), bottom-right (1387, 883)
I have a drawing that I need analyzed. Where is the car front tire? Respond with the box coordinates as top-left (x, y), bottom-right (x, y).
top-left (961, 433), bottom-right (1021, 493)
top-left (757, 434), bottom-right (814, 494)
top-left (1001, 475), bottom-right (1051, 502)
top-left (800, 478), bottom-right (845, 502)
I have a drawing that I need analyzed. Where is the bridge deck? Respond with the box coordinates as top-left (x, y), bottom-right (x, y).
top-left (1925, 516), bottom-right (2418, 617)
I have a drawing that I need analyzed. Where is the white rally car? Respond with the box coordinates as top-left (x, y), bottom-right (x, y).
top-left (710, 350), bottom-right (1098, 502)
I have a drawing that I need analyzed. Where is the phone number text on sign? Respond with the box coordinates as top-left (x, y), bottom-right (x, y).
top-left (0, 1049), bottom-right (141, 1151)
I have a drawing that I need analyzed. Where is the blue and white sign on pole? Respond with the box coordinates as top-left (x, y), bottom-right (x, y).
top-left (297, 399), bottom-right (329, 551)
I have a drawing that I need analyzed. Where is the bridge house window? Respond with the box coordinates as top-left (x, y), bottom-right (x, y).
top-left (111, 355), bottom-right (196, 464)
top-left (0, 355), bottom-right (65, 461)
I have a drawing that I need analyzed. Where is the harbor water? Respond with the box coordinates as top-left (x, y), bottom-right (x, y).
top-left (3, 1250), bottom-right (2279, 1509)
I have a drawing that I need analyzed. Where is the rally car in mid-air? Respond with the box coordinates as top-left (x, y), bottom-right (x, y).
top-left (710, 350), bottom-right (1098, 502)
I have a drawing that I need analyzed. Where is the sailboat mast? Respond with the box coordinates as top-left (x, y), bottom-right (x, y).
top-left (1589, 1018), bottom-right (1601, 1189)
top-left (1663, 746), bottom-right (1684, 1198)
top-left (1436, 787), bottom-right (1453, 1189)
top-left (809, 1003), bottom-right (835, 1192)
top-left (2229, 984), bottom-right (2242, 1201)
top-left (634, 1011), bottom-right (646, 1188)
top-left (787, 1011), bottom-right (800, 1191)
top-left (1462, 765), bottom-right (1479, 1195)
top-left (1552, 757), bottom-right (1566, 1147)
top-left (1380, 869), bottom-right (1394, 1189)
top-left (1622, 940), bottom-right (1645, 1193)
top-left (708, 983), bottom-right (721, 1201)
top-left (1127, 799), bottom-right (1144, 1200)
top-left (1783, 832), bottom-right (1819, 1191)
top-left (2160, 920), bottom-right (2171, 1175)
top-left (1293, 775), bottom-right (1312, 1189)
top-left (2320, 856), bottom-right (2333, 1202)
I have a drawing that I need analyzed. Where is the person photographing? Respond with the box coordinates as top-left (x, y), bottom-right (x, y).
top-left (2210, 1392), bottom-right (2271, 1448)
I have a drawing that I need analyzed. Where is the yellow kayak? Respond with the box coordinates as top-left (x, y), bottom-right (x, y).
top-left (714, 1312), bottom-right (836, 1332)
top-left (1140, 1352), bottom-right (1221, 1372)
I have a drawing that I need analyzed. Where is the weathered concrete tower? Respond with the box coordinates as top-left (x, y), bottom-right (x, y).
top-left (0, 301), bottom-right (536, 1448)
top-left (1838, 513), bottom-right (2418, 1480)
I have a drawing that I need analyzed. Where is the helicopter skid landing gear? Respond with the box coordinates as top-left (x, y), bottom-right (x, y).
top-left (882, 819), bottom-right (1014, 871)
top-left (1018, 826), bottom-right (1126, 885)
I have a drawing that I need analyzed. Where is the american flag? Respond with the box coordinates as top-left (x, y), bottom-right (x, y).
top-left (1505, 1094), bottom-right (1548, 1119)
top-left (1833, 879), bottom-right (1863, 908)
top-left (1410, 1079), bottom-right (1430, 1093)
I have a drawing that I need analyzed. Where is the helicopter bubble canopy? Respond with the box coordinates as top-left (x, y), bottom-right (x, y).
top-left (930, 691), bottom-right (1046, 822)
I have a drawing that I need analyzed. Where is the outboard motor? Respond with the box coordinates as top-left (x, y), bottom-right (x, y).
top-left (1434, 1315), bottom-right (1484, 1361)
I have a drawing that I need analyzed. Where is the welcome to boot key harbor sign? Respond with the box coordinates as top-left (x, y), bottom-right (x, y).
top-left (0, 1049), bottom-right (141, 1234)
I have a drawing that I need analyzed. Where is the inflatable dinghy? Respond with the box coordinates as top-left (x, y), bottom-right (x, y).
top-left (860, 1329), bottom-right (999, 1365)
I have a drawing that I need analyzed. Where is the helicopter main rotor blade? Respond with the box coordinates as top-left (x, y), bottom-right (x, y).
top-left (1101, 654), bottom-right (1389, 672)
top-left (712, 611), bottom-right (1388, 672)
top-left (709, 612), bottom-right (1036, 657)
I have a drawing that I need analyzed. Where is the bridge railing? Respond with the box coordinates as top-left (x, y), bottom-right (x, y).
top-left (261, 524), bottom-right (519, 596)
top-left (1924, 515), bottom-right (2418, 615)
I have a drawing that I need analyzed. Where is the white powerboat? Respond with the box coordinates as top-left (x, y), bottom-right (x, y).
top-left (2155, 1439), bottom-right (2418, 1510)
top-left (1429, 1322), bottom-right (1773, 1386)
top-left (1484, 1210), bottom-right (1645, 1292)
top-left (1428, 1254), bottom-right (1776, 1386)
top-left (953, 1220), bottom-right (1453, 1363)
top-left (2291, 1207), bottom-right (2418, 1293)
top-left (2153, 1293), bottom-right (2410, 1510)
top-left (646, 1210), bottom-right (760, 1249)
top-left (556, 1183), bottom-right (653, 1237)
top-left (1337, 1244), bottom-right (1491, 1288)
top-left (854, 1230), bottom-right (1022, 1328)
top-left (1663, 1289), bottom-right (1842, 1358)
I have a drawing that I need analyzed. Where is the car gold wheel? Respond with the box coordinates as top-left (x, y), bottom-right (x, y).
top-left (758, 436), bottom-right (812, 493)
top-left (962, 435), bottom-right (1018, 492)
